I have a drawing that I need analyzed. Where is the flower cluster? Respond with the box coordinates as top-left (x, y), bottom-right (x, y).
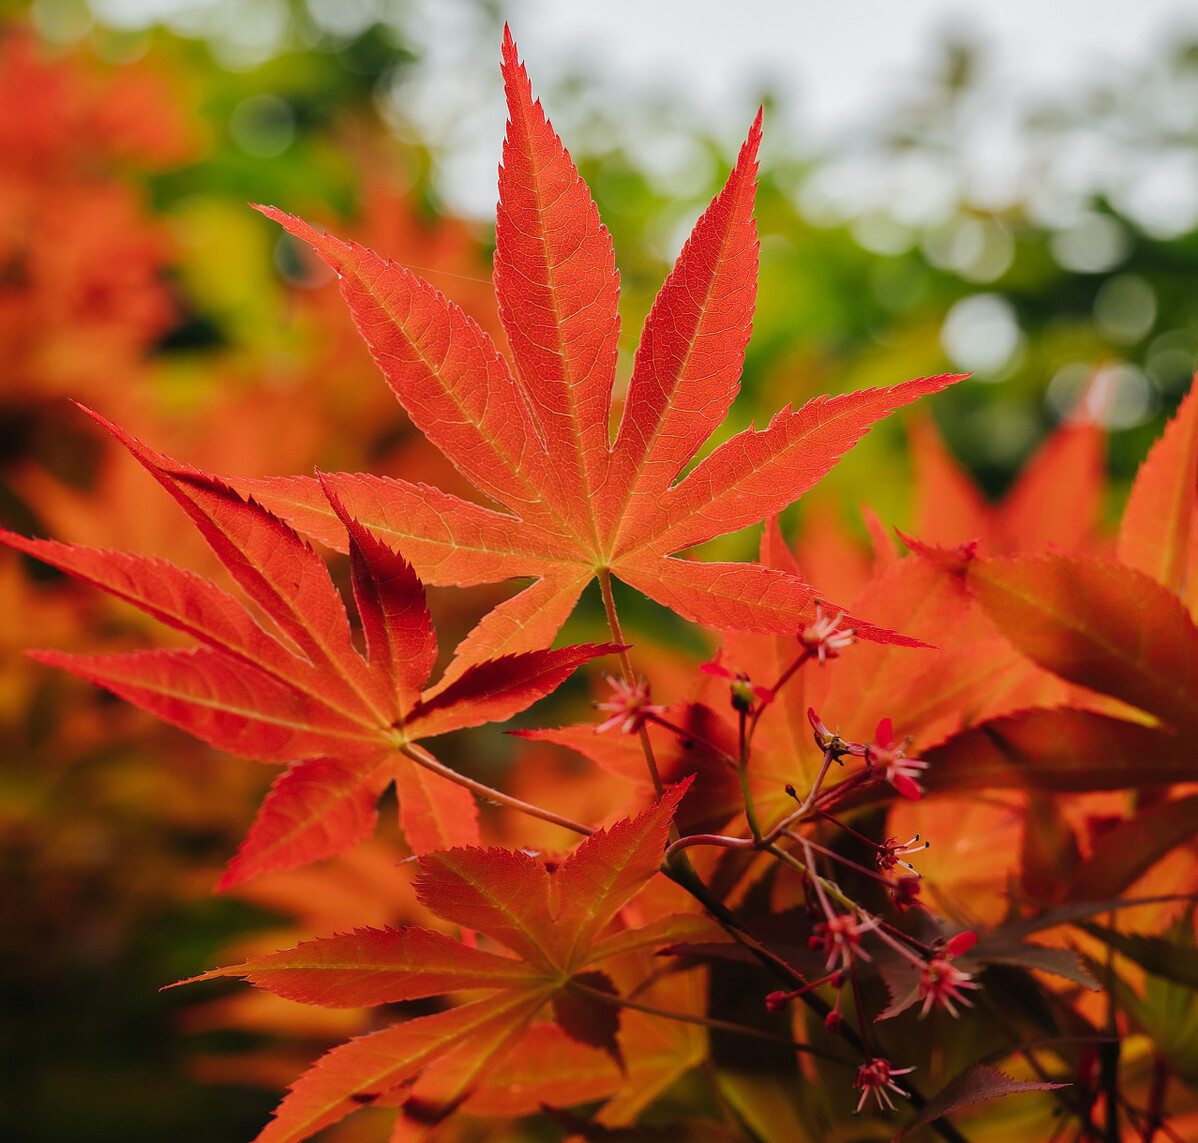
top-left (766, 833), bottom-right (981, 1115)
top-left (805, 710), bottom-right (929, 800)
top-left (614, 595), bottom-right (962, 1119)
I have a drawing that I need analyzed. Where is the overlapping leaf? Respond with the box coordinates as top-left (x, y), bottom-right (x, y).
top-left (965, 554), bottom-right (1198, 734)
top-left (1, 411), bottom-right (617, 884)
top-left (529, 523), bottom-right (1029, 845)
top-left (905, 427), bottom-right (1198, 796)
top-left (177, 785), bottom-right (719, 1143)
top-left (921, 707), bottom-right (1194, 792)
top-left (235, 30), bottom-right (960, 668)
top-left (902, 389), bottom-right (1198, 940)
top-left (1118, 376), bottom-right (1198, 597)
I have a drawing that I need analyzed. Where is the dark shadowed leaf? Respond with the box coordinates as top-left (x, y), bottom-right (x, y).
top-left (892, 1064), bottom-right (1066, 1142)
top-left (1065, 793), bottom-right (1198, 902)
top-left (922, 707), bottom-right (1193, 792)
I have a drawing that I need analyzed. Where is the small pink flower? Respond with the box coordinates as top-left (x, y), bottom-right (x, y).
top-left (809, 910), bottom-right (879, 974)
top-left (918, 933), bottom-right (980, 1018)
top-left (869, 924), bottom-right (979, 1018)
top-left (799, 601), bottom-right (857, 664)
top-left (593, 675), bottom-right (667, 734)
top-left (701, 660), bottom-right (773, 713)
top-left (889, 874), bottom-right (923, 912)
top-left (853, 1056), bottom-right (915, 1113)
top-left (876, 833), bottom-right (928, 874)
top-left (865, 718), bottom-right (928, 800)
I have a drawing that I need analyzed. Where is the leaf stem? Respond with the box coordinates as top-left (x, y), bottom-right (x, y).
top-left (401, 742), bottom-right (592, 836)
top-left (769, 646), bottom-right (812, 703)
top-left (849, 963), bottom-right (872, 1059)
top-left (568, 981), bottom-right (853, 1063)
top-left (737, 707), bottom-right (764, 842)
top-left (644, 712), bottom-right (738, 769)
top-left (664, 832), bottom-right (757, 859)
top-left (596, 566), bottom-right (635, 682)
top-left (764, 746), bottom-right (840, 839)
top-left (597, 566), bottom-right (663, 797)
top-left (740, 646), bottom-right (812, 757)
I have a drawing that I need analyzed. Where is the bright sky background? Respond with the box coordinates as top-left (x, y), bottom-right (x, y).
top-left (513, 0), bottom-right (1195, 132)
top-left (76, 0), bottom-right (1198, 222)
top-left (397, 0), bottom-right (1198, 219)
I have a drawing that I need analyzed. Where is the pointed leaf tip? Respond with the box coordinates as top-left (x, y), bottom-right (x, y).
top-left (496, 13), bottom-right (621, 519)
top-left (893, 1064), bottom-right (1066, 1143)
top-left (72, 401), bottom-right (127, 444)
top-left (500, 23), bottom-right (524, 82)
top-left (747, 106), bottom-right (763, 150)
top-left (896, 529), bottom-right (977, 575)
top-left (214, 758), bottom-right (382, 892)
top-left (1118, 373), bottom-right (1198, 593)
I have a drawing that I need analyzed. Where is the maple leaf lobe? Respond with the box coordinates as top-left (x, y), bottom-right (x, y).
top-left (3, 406), bottom-right (618, 883)
top-left (252, 42), bottom-right (961, 655)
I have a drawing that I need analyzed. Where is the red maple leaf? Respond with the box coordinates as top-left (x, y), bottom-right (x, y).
top-left (237, 29), bottom-right (962, 669)
top-left (173, 783), bottom-right (722, 1143)
top-left (0, 411), bottom-right (618, 885)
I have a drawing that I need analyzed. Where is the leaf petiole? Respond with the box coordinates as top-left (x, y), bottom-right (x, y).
top-left (401, 741), bottom-right (593, 836)
top-left (737, 706), bottom-right (764, 842)
top-left (765, 745), bottom-right (840, 838)
top-left (597, 566), bottom-right (664, 797)
top-left (568, 980), bottom-right (854, 1064)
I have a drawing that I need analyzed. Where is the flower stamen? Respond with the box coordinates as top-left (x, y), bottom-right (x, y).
top-left (593, 675), bottom-right (667, 734)
top-left (800, 601), bottom-right (857, 665)
top-left (853, 1056), bottom-right (915, 1113)
top-left (864, 718), bottom-right (929, 800)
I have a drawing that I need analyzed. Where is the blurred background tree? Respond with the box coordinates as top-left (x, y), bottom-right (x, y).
top-left (3, 1), bottom-right (1197, 1139)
